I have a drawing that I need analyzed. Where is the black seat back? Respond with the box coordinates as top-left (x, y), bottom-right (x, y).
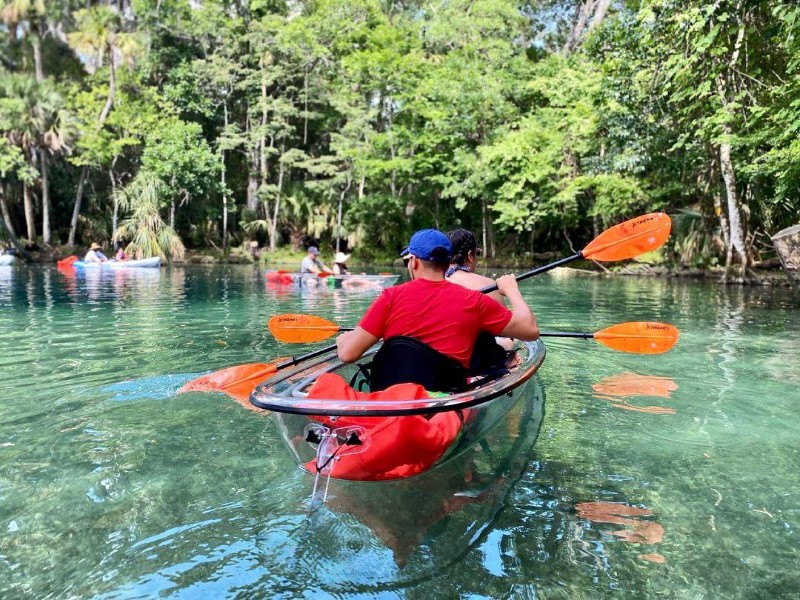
top-left (368, 336), bottom-right (468, 393)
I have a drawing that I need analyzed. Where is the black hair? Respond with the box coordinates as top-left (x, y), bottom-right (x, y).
top-left (446, 228), bottom-right (477, 265)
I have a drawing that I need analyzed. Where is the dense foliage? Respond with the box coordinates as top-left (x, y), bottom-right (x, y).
top-left (1, 0), bottom-right (798, 276)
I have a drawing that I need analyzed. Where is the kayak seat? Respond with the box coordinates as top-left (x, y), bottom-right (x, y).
top-left (361, 336), bottom-right (469, 393)
top-left (468, 331), bottom-right (511, 380)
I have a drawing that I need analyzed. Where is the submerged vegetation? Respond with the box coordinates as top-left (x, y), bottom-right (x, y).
top-left (1, 0), bottom-right (799, 279)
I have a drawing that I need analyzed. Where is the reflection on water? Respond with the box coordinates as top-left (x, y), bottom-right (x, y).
top-left (1, 267), bottom-right (799, 597)
top-left (592, 372), bottom-right (678, 414)
top-left (576, 502), bottom-right (665, 544)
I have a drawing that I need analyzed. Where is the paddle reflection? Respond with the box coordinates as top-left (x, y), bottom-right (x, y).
top-left (592, 372), bottom-right (678, 414)
top-left (575, 501), bottom-right (666, 563)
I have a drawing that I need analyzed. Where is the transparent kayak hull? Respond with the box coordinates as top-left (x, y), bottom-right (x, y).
top-left (266, 272), bottom-right (399, 289)
top-left (250, 340), bottom-right (545, 481)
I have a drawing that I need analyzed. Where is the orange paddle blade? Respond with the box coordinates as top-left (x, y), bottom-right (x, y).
top-left (582, 213), bottom-right (671, 262)
top-left (57, 255), bottom-right (79, 267)
top-left (593, 322), bottom-right (679, 354)
top-left (269, 313), bottom-right (341, 343)
top-left (178, 363), bottom-right (278, 402)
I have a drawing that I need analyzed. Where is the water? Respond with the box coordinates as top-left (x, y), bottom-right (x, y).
top-left (1, 264), bottom-right (798, 597)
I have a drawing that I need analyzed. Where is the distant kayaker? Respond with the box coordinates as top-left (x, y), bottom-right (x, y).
top-left (332, 251), bottom-right (350, 275)
top-left (115, 244), bottom-right (129, 261)
top-left (84, 242), bottom-right (108, 263)
top-left (336, 229), bottom-right (539, 391)
top-left (300, 246), bottom-right (333, 274)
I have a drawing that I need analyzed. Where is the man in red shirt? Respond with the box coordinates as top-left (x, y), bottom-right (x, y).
top-left (336, 229), bottom-right (539, 375)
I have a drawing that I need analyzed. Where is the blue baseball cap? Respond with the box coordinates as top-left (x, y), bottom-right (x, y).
top-left (307, 246), bottom-right (320, 255)
top-left (400, 229), bottom-right (452, 263)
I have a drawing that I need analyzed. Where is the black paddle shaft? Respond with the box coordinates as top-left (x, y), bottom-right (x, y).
top-left (478, 251), bottom-right (583, 294)
top-left (538, 331), bottom-right (594, 339)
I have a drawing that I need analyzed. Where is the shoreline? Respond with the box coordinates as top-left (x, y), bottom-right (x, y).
top-left (8, 247), bottom-right (795, 287)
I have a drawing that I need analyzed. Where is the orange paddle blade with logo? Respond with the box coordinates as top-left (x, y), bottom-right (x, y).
top-left (593, 322), bottom-right (679, 354)
top-left (268, 314), bottom-right (345, 344)
top-left (582, 213), bottom-right (671, 262)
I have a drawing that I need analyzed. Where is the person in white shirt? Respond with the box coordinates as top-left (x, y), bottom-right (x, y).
top-left (84, 242), bottom-right (108, 263)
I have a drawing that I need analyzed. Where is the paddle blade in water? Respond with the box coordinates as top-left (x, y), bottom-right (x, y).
top-left (582, 213), bottom-right (671, 262)
top-left (269, 313), bottom-right (340, 343)
top-left (594, 322), bottom-right (679, 354)
top-left (57, 255), bottom-right (79, 267)
top-left (178, 363), bottom-right (278, 402)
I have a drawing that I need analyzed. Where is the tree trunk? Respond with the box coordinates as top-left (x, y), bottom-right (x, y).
top-left (245, 111), bottom-right (259, 211)
top-left (269, 143), bottom-right (285, 253)
top-left (41, 150), bottom-right (51, 244)
top-left (0, 186), bottom-right (30, 259)
top-left (221, 101), bottom-right (229, 250)
top-left (109, 166), bottom-right (118, 234)
top-left (68, 165), bottom-right (88, 246)
top-left (336, 176), bottom-right (351, 253)
top-left (68, 51), bottom-right (117, 246)
top-left (31, 26), bottom-right (44, 82)
top-left (588, 0), bottom-right (611, 32)
top-left (563, 0), bottom-right (595, 55)
top-left (23, 183), bottom-right (36, 242)
top-left (719, 141), bottom-right (748, 277)
top-left (709, 158), bottom-right (730, 253)
top-left (481, 198), bottom-right (488, 259)
top-left (170, 199), bottom-right (176, 230)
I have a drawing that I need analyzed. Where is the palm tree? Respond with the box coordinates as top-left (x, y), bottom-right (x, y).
top-left (1, 0), bottom-right (46, 81)
top-left (113, 171), bottom-right (185, 262)
top-left (66, 5), bottom-right (138, 247)
top-left (0, 73), bottom-right (72, 243)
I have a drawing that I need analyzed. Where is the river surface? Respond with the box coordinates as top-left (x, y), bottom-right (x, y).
top-left (1, 264), bottom-right (798, 598)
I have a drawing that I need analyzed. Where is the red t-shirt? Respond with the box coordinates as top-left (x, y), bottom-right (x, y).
top-left (358, 278), bottom-right (512, 368)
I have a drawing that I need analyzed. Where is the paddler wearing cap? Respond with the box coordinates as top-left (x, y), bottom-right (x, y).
top-left (300, 245), bottom-right (333, 274)
top-left (335, 229), bottom-right (539, 392)
top-left (84, 242), bottom-right (108, 263)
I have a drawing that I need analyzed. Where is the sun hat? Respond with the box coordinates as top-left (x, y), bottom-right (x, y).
top-left (90, 242), bottom-right (101, 250)
top-left (307, 246), bottom-right (320, 255)
top-left (334, 251), bottom-right (350, 264)
top-left (400, 229), bottom-right (452, 263)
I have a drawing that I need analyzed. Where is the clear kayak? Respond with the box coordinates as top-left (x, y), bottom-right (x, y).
top-left (73, 257), bottom-right (162, 269)
top-left (250, 339), bottom-right (545, 482)
top-left (265, 271), bottom-right (399, 289)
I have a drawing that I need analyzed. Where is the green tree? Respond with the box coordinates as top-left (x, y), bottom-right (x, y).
top-left (66, 5), bottom-right (139, 246)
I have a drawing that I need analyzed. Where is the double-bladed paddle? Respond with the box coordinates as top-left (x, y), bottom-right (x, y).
top-left (179, 212), bottom-right (672, 398)
top-left (478, 212), bottom-right (671, 293)
top-left (268, 314), bottom-right (679, 355)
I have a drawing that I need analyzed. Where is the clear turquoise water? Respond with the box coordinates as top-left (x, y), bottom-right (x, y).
top-left (1, 265), bottom-right (798, 597)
